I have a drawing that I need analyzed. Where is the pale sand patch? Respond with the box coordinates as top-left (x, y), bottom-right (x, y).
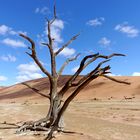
top-left (0, 100), bottom-right (140, 140)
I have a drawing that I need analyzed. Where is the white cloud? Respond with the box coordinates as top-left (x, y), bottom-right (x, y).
top-left (39, 19), bottom-right (75, 57)
top-left (132, 72), bottom-right (140, 76)
top-left (71, 66), bottom-right (79, 73)
top-left (38, 19), bottom-right (64, 47)
top-left (35, 8), bottom-right (40, 13)
top-left (54, 47), bottom-right (75, 57)
top-left (45, 19), bottom-right (64, 44)
top-left (43, 19), bottom-right (75, 57)
top-left (16, 73), bottom-right (43, 82)
top-left (0, 54), bottom-right (16, 62)
top-left (35, 7), bottom-right (50, 15)
top-left (87, 17), bottom-right (105, 27)
top-left (98, 37), bottom-right (111, 46)
top-left (0, 25), bottom-right (12, 35)
top-left (16, 62), bottom-right (43, 83)
top-left (0, 24), bottom-right (27, 36)
top-left (107, 73), bottom-right (121, 76)
top-left (2, 38), bottom-right (26, 48)
top-left (52, 19), bottom-right (64, 29)
top-left (59, 48), bottom-right (75, 57)
top-left (115, 23), bottom-right (139, 38)
top-left (16, 75), bottom-right (30, 82)
top-left (0, 75), bottom-right (8, 81)
top-left (48, 19), bottom-right (76, 56)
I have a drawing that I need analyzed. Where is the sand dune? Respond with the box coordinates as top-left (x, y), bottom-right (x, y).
top-left (0, 76), bottom-right (140, 102)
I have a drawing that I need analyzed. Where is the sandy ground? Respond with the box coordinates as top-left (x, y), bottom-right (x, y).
top-left (0, 76), bottom-right (140, 139)
top-left (0, 99), bottom-right (140, 140)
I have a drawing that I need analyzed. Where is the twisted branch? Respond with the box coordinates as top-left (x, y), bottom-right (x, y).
top-left (58, 53), bottom-right (126, 97)
top-left (19, 34), bottom-right (52, 82)
top-left (58, 53), bottom-right (80, 76)
top-left (102, 75), bottom-right (130, 85)
top-left (55, 33), bottom-right (80, 56)
top-left (22, 82), bottom-right (50, 99)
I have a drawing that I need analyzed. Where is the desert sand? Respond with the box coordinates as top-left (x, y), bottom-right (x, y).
top-left (0, 76), bottom-right (140, 140)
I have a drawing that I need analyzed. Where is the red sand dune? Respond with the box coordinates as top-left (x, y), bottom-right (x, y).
top-left (0, 76), bottom-right (140, 101)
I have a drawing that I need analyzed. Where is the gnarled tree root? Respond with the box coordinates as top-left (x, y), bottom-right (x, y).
top-left (16, 122), bottom-right (62, 140)
top-left (1, 120), bottom-right (83, 140)
top-left (16, 119), bottom-right (50, 133)
top-left (15, 119), bottom-right (62, 140)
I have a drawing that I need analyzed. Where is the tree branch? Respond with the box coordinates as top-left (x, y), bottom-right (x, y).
top-left (102, 75), bottom-right (131, 85)
top-left (22, 82), bottom-right (50, 99)
top-left (84, 53), bottom-right (125, 69)
top-left (41, 43), bottom-right (51, 50)
top-left (58, 53), bottom-right (80, 76)
top-left (55, 33), bottom-right (80, 56)
top-left (50, 1), bottom-right (57, 24)
top-left (71, 60), bottom-right (111, 87)
top-left (58, 53), bottom-right (125, 98)
top-left (71, 53), bottom-right (125, 82)
top-left (19, 34), bottom-right (52, 81)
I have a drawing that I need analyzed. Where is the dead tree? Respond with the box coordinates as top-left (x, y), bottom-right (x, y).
top-left (16, 4), bottom-right (130, 140)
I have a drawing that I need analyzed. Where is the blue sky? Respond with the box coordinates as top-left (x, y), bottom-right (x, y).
top-left (0, 0), bottom-right (140, 86)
